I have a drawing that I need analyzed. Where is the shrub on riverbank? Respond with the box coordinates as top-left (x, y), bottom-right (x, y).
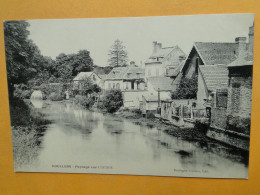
top-left (99, 89), bottom-right (123, 113)
top-left (49, 92), bottom-right (63, 101)
top-left (9, 98), bottom-right (51, 168)
top-left (74, 95), bottom-right (95, 109)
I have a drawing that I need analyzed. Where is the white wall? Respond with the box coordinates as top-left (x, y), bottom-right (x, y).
top-left (145, 63), bottom-right (165, 78)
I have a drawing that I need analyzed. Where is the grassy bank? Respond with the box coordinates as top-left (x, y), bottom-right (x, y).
top-left (9, 98), bottom-right (51, 168)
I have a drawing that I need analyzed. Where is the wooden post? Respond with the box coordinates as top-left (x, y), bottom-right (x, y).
top-left (158, 88), bottom-right (160, 107)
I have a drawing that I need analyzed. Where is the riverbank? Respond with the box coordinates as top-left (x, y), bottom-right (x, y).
top-left (114, 108), bottom-right (209, 142)
top-left (10, 98), bottom-right (51, 168)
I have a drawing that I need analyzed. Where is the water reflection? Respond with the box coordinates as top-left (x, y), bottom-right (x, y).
top-left (24, 100), bottom-right (248, 178)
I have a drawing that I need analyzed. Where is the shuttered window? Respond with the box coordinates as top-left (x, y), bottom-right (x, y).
top-left (216, 88), bottom-right (228, 108)
top-left (231, 83), bottom-right (241, 112)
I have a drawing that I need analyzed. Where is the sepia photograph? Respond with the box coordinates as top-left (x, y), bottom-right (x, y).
top-left (4, 13), bottom-right (254, 178)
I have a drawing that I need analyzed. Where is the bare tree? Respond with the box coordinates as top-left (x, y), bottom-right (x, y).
top-left (108, 39), bottom-right (128, 67)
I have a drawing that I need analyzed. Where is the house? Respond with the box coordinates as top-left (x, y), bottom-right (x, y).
top-left (103, 62), bottom-right (148, 108)
top-left (173, 38), bottom-right (246, 109)
top-left (141, 95), bottom-right (160, 115)
top-left (73, 71), bottom-right (102, 90)
top-left (145, 41), bottom-right (186, 78)
top-left (103, 62), bottom-right (145, 91)
top-left (207, 23), bottom-right (254, 150)
top-left (146, 76), bottom-right (173, 100)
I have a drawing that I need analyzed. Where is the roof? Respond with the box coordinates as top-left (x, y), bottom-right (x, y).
top-left (105, 67), bottom-right (128, 80)
top-left (73, 72), bottom-right (94, 81)
top-left (147, 76), bottom-right (173, 91)
top-left (145, 45), bottom-right (186, 65)
top-left (105, 66), bottom-right (145, 80)
top-left (142, 95), bottom-right (159, 102)
top-left (142, 94), bottom-right (170, 102)
top-left (194, 42), bottom-right (246, 65)
top-left (199, 65), bottom-right (229, 92)
top-left (228, 55), bottom-right (253, 67)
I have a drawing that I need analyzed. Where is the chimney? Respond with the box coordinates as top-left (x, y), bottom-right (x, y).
top-left (153, 41), bottom-right (157, 53)
top-left (248, 22), bottom-right (254, 56)
top-left (157, 43), bottom-right (162, 50)
top-left (235, 37), bottom-right (247, 57)
top-left (130, 61), bottom-right (135, 66)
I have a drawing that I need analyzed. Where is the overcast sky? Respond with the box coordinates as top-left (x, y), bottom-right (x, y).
top-left (28, 13), bottom-right (254, 67)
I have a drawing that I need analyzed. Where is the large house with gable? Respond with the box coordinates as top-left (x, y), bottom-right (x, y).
top-left (145, 41), bottom-right (186, 78)
top-left (72, 71), bottom-right (103, 90)
top-left (172, 40), bottom-right (244, 109)
top-left (103, 62), bottom-right (149, 108)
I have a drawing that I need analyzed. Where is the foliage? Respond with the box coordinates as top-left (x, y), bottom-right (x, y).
top-left (74, 95), bottom-right (95, 109)
top-left (13, 84), bottom-right (33, 99)
top-left (55, 50), bottom-right (94, 82)
top-left (227, 115), bottom-right (251, 135)
top-left (100, 89), bottom-right (123, 113)
top-left (108, 39), bottom-right (128, 67)
top-left (146, 111), bottom-right (155, 119)
top-left (4, 21), bottom-right (40, 98)
top-left (9, 98), bottom-right (51, 167)
top-left (78, 79), bottom-right (101, 96)
top-left (49, 92), bottom-right (64, 101)
top-left (194, 120), bottom-right (209, 135)
top-left (171, 73), bottom-right (198, 99)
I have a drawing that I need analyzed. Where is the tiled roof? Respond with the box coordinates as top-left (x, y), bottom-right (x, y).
top-left (124, 67), bottom-right (145, 79)
top-left (105, 67), bottom-right (128, 80)
top-left (228, 55), bottom-right (253, 67)
top-left (143, 95), bottom-right (159, 102)
top-left (147, 76), bottom-right (173, 91)
top-left (73, 72), bottom-right (94, 81)
top-left (199, 65), bottom-right (229, 92)
top-left (194, 42), bottom-right (247, 65)
top-left (105, 66), bottom-right (145, 80)
top-left (146, 46), bottom-right (185, 64)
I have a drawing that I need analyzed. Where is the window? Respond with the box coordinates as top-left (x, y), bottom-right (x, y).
top-left (231, 83), bottom-right (241, 112)
top-left (93, 74), bottom-right (96, 81)
top-left (216, 89), bottom-right (228, 108)
top-left (116, 83), bottom-right (120, 89)
top-left (108, 83), bottom-right (111, 89)
top-left (126, 83), bottom-right (129, 90)
top-left (113, 83), bottom-right (115, 89)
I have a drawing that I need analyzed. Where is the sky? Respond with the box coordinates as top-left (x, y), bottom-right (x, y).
top-left (28, 13), bottom-right (254, 67)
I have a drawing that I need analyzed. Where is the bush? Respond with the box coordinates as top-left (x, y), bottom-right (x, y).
top-left (14, 88), bottom-right (33, 99)
top-left (49, 92), bottom-right (63, 101)
top-left (147, 111), bottom-right (155, 119)
top-left (194, 120), bottom-right (209, 135)
top-left (100, 89), bottom-right (123, 113)
top-left (227, 115), bottom-right (251, 135)
top-left (74, 95), bottom-right (95, 109)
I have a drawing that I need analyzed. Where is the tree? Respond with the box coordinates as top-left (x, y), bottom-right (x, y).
top-left (71, 50), bottom-right (93, 76)
top-left (80, 79), bottom-right (101, 96)
top-left (108, 39), bottom-right (128, 67)
top-left (55, 50), bottom-right (94, 83)
top-left (101, 89), bottom-right (123, 113)
top-left (171, 73), bottom-right (198, 99)
top-left (4, 21), bottom-right (40, 98)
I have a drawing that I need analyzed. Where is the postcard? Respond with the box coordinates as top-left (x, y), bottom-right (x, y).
top-left (4, 13), bottom-right (254, 178)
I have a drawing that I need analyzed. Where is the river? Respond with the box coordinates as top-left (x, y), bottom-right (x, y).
top-left (17, 100), bottom-right (248, 178)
